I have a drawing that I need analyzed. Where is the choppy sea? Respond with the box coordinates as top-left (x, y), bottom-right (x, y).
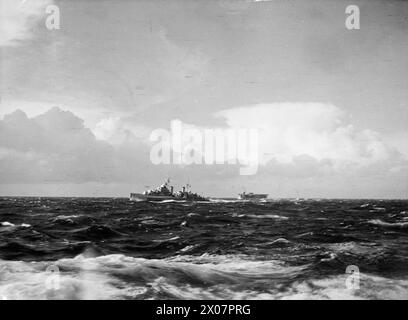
top-left (1, 197), bottom-right (408, 300)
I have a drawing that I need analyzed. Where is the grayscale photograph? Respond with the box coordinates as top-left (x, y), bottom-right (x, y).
top-left (0, 0), bottom-right (408, 303)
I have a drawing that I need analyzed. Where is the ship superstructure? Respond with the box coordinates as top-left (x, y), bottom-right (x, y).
top-left (238, 192), bottom-right (268, 201)
top-left (130, 179), bottom-right (209, 202)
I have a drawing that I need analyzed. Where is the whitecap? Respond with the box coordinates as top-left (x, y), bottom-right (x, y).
top-left (279, 274), bottom-right (408, 300)
top-left (265, 238), bottom-right (291, 245)
top-left (54, 215), bottom-right (81, 220)
top-left (4, 253), bottom-right (406, 300)
top-left (0, 222), bottom-right (15, 227)
top-left (157, 200), bottom-right (186, 204)
top-left (369, 207), bottom-right (386, 212)
top-left (178, 245), bottom-right (197, 253)
top-left (187, 212), bottom-right (199, 217)
top-left (152, 236), bottom-right (180, 243)
top-left (0, 253), bottom-right (303, 299)
top-left (368, 219), bottom-right (408, 228)
top-left (246, 214), bottom-right (289, 220)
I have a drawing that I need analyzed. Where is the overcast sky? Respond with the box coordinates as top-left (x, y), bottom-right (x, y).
top-left (1, 0), bottom-right (408, 198)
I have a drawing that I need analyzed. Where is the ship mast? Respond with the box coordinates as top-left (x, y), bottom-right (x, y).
top-left (186, 177), bottom-right (191, 192)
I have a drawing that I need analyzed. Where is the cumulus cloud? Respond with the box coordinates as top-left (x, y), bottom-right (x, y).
top-left (93, 117), bottom-right (152, 145)
top-left (0, 107), bottom-right (116, 183)
top-left (0, 107), bottom-right (166, 185)
top-left (148, 103), bottom-right (401, 175)
top-left (215, 103), bottom-right (398, 168)
top-left (0, 0), bottom-right (53, 46)
top-left (0, 105), bottom-right (406, 197)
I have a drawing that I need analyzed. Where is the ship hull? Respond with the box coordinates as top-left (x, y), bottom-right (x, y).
top-left (130, 193), bottom-right (210, 202)
top-left (238, 194), bottom-right (268, 201)
top-left (129, 193), bottom-right (174, 202)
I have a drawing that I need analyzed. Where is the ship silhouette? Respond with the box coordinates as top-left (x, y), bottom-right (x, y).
top-left (130, 179), bottom-right (209, 202)
top-left (238, 191), bottom-right (268, 201)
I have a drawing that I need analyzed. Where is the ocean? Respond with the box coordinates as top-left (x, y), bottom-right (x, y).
top-left (0, 197), bottom-right (408, 300)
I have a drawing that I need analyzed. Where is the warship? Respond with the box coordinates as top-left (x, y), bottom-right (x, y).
top-left (130, 179), bottom-right (209, 202)
top-left (238, 191), bottom-right (268, 201)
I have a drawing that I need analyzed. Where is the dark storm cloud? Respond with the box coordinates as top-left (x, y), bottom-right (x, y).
top-left (0, 108), bottom-right (116, 183)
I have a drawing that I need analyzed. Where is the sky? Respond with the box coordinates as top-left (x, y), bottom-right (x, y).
top-left (0, 0), bottom-right (408, 198)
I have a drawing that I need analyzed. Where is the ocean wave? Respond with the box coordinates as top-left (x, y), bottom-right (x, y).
top-left (368, 219), bottom-right (408, 229)
top-left (264, 238), bottom-right (291, 246)
top-left (1, 222), bottom-right (15, 227)
top-left (53, 215), bottom-right (82, 223)
top-left (187, 212), bottom-right (200, 217)
top-left (1, 198), bottom-right (408, 300)
top-left (1, 253), bottom-right (407, 300)
top-left (0, 258), bottom-right (127, 300)
top-left (177, 245), bottom-right (200, 253)
top-left (369, 207), bottom-right (387, 213)
top-left (0, 253), bottom-right (305, 300)
top-left (157, 200), bottom-right (186, 204)
top-left (70, 225), bottom-right (123, 239)
top-left (0, 222), bottom-right (31, 228)
top-left (278, 274), bottom-right (408, 300)
top-left (209, 199), bottom-right (241, 203)
top-left (152, 236), bottom-right (180, 243)
top-left (245, 214), bottom-right (289, 220)
top-left (140, 219), bottom-right (161, 225)
top-left (55, 215), bottom-right (82, 220)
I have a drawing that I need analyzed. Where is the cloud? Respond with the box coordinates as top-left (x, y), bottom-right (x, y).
top-left (113, 102), bottom-right (404, 176)
top-left (0, 107), bottom-right (116, 183)
top-left (93, 117), bottom-right (152, 145)
top-left (146, 102), bottom-right (401, 176)
top-left (0, 107), bottom-right (167, 185)
top-left (215, 103), bottom-right (399, 168)
top-left (117, 28), bottom-right (209, 115)
top-left (0, 106), bottom-right (407, 198)
top-left (125, 102), bottom-right (406, 179)
top-left (0, 0), bottom-right (53, 46)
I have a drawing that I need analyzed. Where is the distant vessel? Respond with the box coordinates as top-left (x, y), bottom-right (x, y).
top-left (238, 192), bottom-right (268, 201)
top-left (130, 179), bottom-right (209, 202)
